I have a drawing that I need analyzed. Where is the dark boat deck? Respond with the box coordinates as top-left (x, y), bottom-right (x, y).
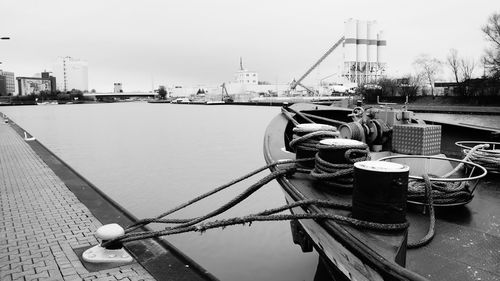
top-left (406, 175), bottom-right (500, 280)
top-left (264, 104), bottom-right (500, 281)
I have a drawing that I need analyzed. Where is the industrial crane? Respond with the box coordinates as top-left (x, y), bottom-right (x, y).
top-left (221, 83), bottom-right (234, 103)
top-left (289, 36), bottom-right (345, 95)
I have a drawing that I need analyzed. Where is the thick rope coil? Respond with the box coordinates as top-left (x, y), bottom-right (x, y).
top-left (288, 124), bottom-right (339, 171)
top-left (310, 143), bottom-right (370, 188)
top-left (289, 125), bottom-right (340, 152)
top-left (407, 144), bottom-right (488, 205)
top-left (462, 147), bottom-right (500, 173)
top-left (408, 179), bottom-right (471, 204)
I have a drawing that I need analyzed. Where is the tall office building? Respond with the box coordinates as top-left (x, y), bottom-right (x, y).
top-left (0, 76), bottom-right (6, 96)
top-left (52, 57), bottom-right (88, 92)
top-left (41, 71), bottom-right (57, 93)
top-left (0, 70), bottom-right (16, 95)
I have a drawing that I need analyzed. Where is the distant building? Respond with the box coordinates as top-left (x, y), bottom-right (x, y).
top-left (52, 56), bottom-right (88, 92)
top-left (114, 83), bottom-right (123, 93)
top-left (16, 77), bottom-right (52, 96)
top-left (234, 57), bottom-right (258, 85)
top-left (0, 76), bottom-right (6, 96)
top-left (0, 70), bottom-right (15, 95)
top-left (41, 71), bottom-right (57, 93)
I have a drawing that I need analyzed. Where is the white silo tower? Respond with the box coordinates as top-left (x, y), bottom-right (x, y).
top-left (377, 30), bottom-right (386, 63)
top-left (377, 30), bottom-right (386, 74)
top-left (367, 21), bottom-right (378, 82)
top-left (342, 18), bottom-right (386, 85)
top-left (356, 20), bottom-right (368, 83)
top-left (343, 18), bottom-right (357, 83)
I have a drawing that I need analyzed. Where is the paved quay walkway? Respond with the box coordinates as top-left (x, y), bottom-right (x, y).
top-left (0, 121), bottom-right (155, 280)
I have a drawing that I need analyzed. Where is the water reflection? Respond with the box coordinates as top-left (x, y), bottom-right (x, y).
top-left (416, 113), bottom-right (500, 130)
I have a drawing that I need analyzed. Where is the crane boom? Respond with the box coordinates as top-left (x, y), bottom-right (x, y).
top-left (296, 82), bottom-right (317, 96)
top-left (290, 36), bottom-right (345, 90)
top-left (221, 83), bottom-right (233, 103)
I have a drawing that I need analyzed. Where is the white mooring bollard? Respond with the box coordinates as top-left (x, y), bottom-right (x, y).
top-left (82, 223), bottom-right (133, 263)
top-left (24, 132), bottom-right (36, 141)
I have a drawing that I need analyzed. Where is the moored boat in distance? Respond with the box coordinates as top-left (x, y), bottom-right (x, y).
top-left (263, 102), bottom-right (499, 281)
top-left (205, 100), bottom-right (226, 105)
top-left (171, 97), bottom-right (191, 104)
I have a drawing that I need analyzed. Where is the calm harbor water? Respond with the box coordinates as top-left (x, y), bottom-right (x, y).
top-left (415, 112), bottom-right (500, 130)
top-left (2, 103), bottom-right (499, 281)
top-left (1, 103), bottom-right (320, 281)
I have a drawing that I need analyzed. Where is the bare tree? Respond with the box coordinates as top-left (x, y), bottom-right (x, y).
top-left (158, 85), bottom-right (167, 99)
top-left (482, 12), bottom-right (500, 78)
top-left (460, 57), bottom-right (476, 81)
top-left (413, 54), bottom-right (442, 96)
top-left (399, 74), bottom-right (421, 98)
top-left (447, 49), bottom-right (460, 83)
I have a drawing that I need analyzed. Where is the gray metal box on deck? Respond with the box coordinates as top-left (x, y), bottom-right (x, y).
top-left (392, 124), bottom-right (441, 155)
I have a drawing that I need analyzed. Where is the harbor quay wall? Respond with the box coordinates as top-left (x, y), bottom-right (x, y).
top-left (0, 114), bottom-right (217, 281)
top-left (171, 99), bottom-right (500, 115)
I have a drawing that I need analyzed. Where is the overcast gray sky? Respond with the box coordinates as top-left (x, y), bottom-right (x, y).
top-left (1, 0), bottom-right (498, 92)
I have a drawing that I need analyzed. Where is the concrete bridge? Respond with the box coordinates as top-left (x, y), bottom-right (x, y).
top-left (85, 92), bottom-right (156, 101)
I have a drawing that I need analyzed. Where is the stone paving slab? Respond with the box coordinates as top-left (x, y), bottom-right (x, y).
top-left (0, 121), bottom-right (156, 281)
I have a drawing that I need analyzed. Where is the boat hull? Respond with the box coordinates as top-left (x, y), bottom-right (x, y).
top-left (283, 191), bottom-right (385, 281)
top-left (264, 103), bottom-right (500, 281)
top-left (263, 105), bottom-right (422, 281)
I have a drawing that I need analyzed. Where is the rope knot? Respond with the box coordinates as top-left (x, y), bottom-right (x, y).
top-left (195, 224), bottom-right (207, 233)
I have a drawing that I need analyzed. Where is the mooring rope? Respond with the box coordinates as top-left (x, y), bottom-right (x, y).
top-left (407, 144), bottom-right (488, 205)
top-left (406, 144), bottom-right (490, 248)
top-left (112, 213), bottom-right (409, 245)
top-left (126, 159), bottom-right (308, 233)
top-left (105, 196), bottom-right (409, 247)
top-left (108, 166), bottom-right (296, 246)
top-left (281, 107), bottom-right (300, 126)
top-left (105, 156), bottom-right (409, 247)
top-left (115, 110), bottom-right (478, 251)
top-left (461, 145), bottom-right (500, 173)
top-left (408, 174), bottom-right (435, 248)
top-left (310, 142), bottom-right (370, 188)
top-left (443, 144), bottom-right (489, 178)
top-left (133, 198), bottom-right (349, 225)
